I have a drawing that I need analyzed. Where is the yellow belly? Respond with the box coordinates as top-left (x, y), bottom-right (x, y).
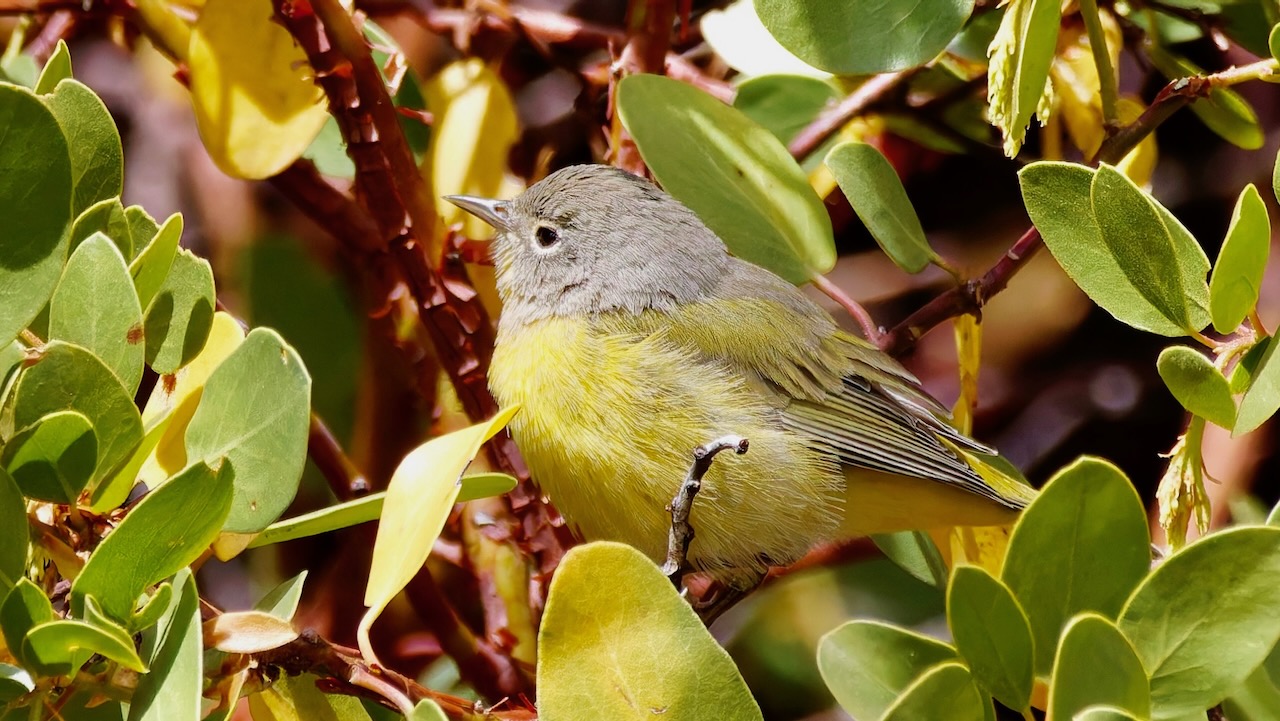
top-left (490, 316), bottom-right (843, 587)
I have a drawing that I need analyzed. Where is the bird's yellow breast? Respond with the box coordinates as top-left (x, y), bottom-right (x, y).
top-left (489, 315), bottom-right (843, 585)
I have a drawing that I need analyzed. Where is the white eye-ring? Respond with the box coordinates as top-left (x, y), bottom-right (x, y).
top-left (534, 225), bottom-right (561, 250)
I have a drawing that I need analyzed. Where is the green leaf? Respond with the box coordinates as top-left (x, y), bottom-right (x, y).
top-left (986, 0), bottom-right (1061, 156)
top-left (539, 542), bottom-right (762, 721)
top-left (0, 83), bottom-right (74, 346)
top-left (1235, 335), bottom-right (1280, 435)
top-left (1049, 613), bottom-right (1151, 721)
top-left (33, 39), bottom-right (71, 95)
top-left (0, 468), bottom-right (25, 594)
top-left (1156, 346), bottom-right (1236, 428)
top-left (49, 233), bottom-right (145, 393)
top-left (43, 79), bottom-right (124, 216)
top-left (128, 583), bottom-right (173, 635)
top-left (872, 531), bottom-right (948, 588)
top-left (880, 662), bottom-right (986, 721)
top-left (616, 73), bottom-right (834, 284)
top-left (818, 620), bottom-right (957, 720)
top-left (248, 473), bottom-right (517, 549)
top-left (13, 341), bottom-right (143, 487)
top-left (130, 569), bottom-right (201, 721)
top-left (1, 410), bottom-right (97, 503)
top-left (1230, 336), bottom-right (1269, 395)
top-left (1269, 499), bottom-right (1280, 526)
top-left (1, 578), bottom-right (55, 671)
top-left (409, 700), bottom-right (448, 721)
top-left (1075, 707), bottom-right (1143, 721)
top-left (947, 565), bottom-right (1034, 711)
top-left (1020, 162), bottom-right (1207, 336)
top-left (1091, 164), bottom-right (1210, 334)
top-left (70, 198), bottom-right (132, 258)
top-left (255, 571), bottom-right (307, 621)
top-left (826, 142), bottom-right (938, 273)
top-left (733, 74), bottom-right (838, 146)
top-left (1210, 184), bottom-right (1270, 333)
top-left (185, 329), bottom-right (310, 533)
top-left (1148, 47), bottom-right (1264, 150)
top-left (755, 0), bottom-right (975, 74)
top-left (125, 205), bottom-right (159, 260)
top-left (1119, 526), bottom-right (1280, 719)
top-left (1001, 456), bottom-right (1150, 675)
top-left (143, 248), bottom-right (215, 374)
top-left (128, 213), bottom-right (181, 311)
top-left (249, 673), bottom-right (373, 721)
top-left (71, 459), bottom-right (233, 621)
top-left (0, 663), bottom-right (32, 703)
top-left (1270, 23), bottom-right (1280, 63)
top-left (22, 618), bottom-right (145, 675)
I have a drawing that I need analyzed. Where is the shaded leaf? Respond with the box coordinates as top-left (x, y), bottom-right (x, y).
top-left (70, 198), bottom-right (131, 258)
top-left (1148, 47), bottom-right (1264, 150)
top-left (1156, 346), bottom-right (1236, 428)
top-left (43, 79), bottom-right (124, 216)
top-left (0, 664), bottom-right (32, 703)
top-left (1119, 526), bottom-right (1280, 719)
top-left (1210, 184), bottom-right (1270, 333)
top-left (755, 0), bottom-right (975, 74)
top-left (539, 542), bottom-right (762, 721)
top-left (0, 84), bottom-right (73, 346)
top-left (71, 460), bottom-right (233, 621)
top-left (1049, 612), bottom-right (1151, 721)
top-left (188, 0), bottom-right (328, 178)
top-left (128, 212), bottom-right (181, 311)
top-left (618, 73), bottom-right (833, 284)
top-left (1, 410), bottom-right (96, 503)
top-left (947, 565), bottom-right (1034, 710)
top-left (818, 619), bottom-right (957, 720)
top-left (143, 248), bottom-right (215, 374)
top-left (130, 570), bottom-right (201, 721)
top-left (1001, 456), bottom-right (1150, 675)
top-left (1, 578), bottom-right (56, 671)
top-left (360, 409), bottom-right (517, 664)
top-left (733, 74), bottom-right (838, 145)
top-left (184, 328), bottom-right (310, 533)
top-left (872, 531), bottom-right (949, 588)
top-left (880, 662), bottom-right (986, 721)
top-left (13, 341), bottom-right (142, 487)
top-left (827, 141), bottom-right (937, 274)
top-left (0, 467), bottom-right (25, 593)
top-left (49, 233), bottom-right (144, 393)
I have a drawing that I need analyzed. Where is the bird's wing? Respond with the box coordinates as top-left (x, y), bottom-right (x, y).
top-left (603, 261), bottom-right (1030, 510)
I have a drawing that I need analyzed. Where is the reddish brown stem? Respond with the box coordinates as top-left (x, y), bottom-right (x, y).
top-left (788, 70), bottom-right (915, 160)
top-left (308, 414), bottom-right (371, 501)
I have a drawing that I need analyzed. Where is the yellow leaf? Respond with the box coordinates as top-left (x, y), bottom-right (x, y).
top-left (137, 311), bottom-right (245, 487)
top-left (951, 313), bottom-right (982, 435)
top-left (203, 610), bottom-right (298, 654)
top-left (1115, 96), bottom-right (1157, 188)
top-left (1050, 12), bottom-right (1121, 160)
top-left (424, 58), bottom-right (523, 239)
top-left (188, 0), bottom-right (329, 179)
top-left (212, 532), bottom-right (256, 562)
top-left (358, 406), bottom-right (519, 666)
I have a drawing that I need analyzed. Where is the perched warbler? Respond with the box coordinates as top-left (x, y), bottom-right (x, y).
top-left (446, 165), bottom-right (1035, 589)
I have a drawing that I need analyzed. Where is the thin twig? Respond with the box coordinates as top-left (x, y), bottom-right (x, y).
top-left (788, 70), bottom-right (916, 160)
top-left (662, 435), bottom-right (749, 584)
top-left (810, 273), bottom-right (882, 343)
top-left (307, 415), bottom-right (371, 501)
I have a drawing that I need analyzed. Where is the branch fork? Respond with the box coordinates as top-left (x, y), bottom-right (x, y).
top-left (662, 435), bottom-right (749, 584)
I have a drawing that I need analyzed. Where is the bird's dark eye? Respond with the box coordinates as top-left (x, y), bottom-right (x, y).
top-left (535, 226), bottom-right (560, 248)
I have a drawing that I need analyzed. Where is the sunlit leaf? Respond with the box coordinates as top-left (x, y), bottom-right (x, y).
top-left (1210, 184), bottom-right (1270, 333)
top-left (254, 571), bottom-right (307, 621)
top-left (1156, 346), bottom-right (1236, 429)
top-left (1050, 17), bottom-right (1120, 160)
top-left (0, 467), bottom-right (27, 593)
top-left (143, 248), bottom-right (215, 374)
top-left (755, 0), bottom-right (975, 74)
top-left (1001, 457), bottom-right (1150, 675)
top-left (70, 198), bottom-right (131, 258)
top-left (33, 39), bottom-right (71, 94)
top-left (128, 213), bottom-right (181, 311)
top-left (700, 1), bottom-right (831, 78)
top-left (947, 565), bottom-right (1033, 711)
top-left (1, 410), bottom-right (96, 503)
top-left (359, 408), bottom-right (518, 665)
top-left (987, 0), bottom-right (1061, 157)
top-left (131, 569), bottom-right (201, 721)
top-left (1049, 612), bottom-right (1150, 721)
top-left (818, 620), bottom-right (957, 720)
top-left (188, 0), bottom-right (328, 178)
top-left (409, 700), bottom-right (448, 721)
top-left (618, 73), bottom-right (833, 284)
top-left (49, 233), bottom-right (144, 393)
top-left (0, 83), bottom-right (73, 346)
top-left (1119, 526), bottom-right (1280, 718)
top-left (1, 579), bottom-right (56, 671)
top-left (248, 673), bottom-right (373, 721)
top-left (1235, 336), bottom-right (1280, 436)
top-left (22, 618), bottom-right (145, 675)
top-left (539, 542), bottom-right (763, 721)
top-left (184, 328), bottom-right (310, 533)
top-left (203, 610), bottom-right (297, 654)
top-left (43, 79), bottom-right (124, 216)
top-left (71, 459), bottom-right (233, 621)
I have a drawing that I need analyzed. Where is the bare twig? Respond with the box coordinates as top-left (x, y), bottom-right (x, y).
top-left (662, 435), bottom-right (749, 584)
top-left (811, 273), bottom-right (882, 343)
top-left (307, 415), bottom-right (371, 501)
top-left (788, 70), bottom-right (916, 160)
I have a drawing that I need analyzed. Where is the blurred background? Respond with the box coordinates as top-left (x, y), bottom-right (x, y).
top-left (6, 0), bottom-right (1280, 717)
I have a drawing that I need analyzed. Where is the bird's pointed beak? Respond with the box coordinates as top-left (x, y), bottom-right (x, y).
top-left (444, 195), bottom-right (512, 232)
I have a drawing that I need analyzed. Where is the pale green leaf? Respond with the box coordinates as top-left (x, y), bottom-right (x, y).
top-left (880, 662), bottom-right (986, 721)
top-left (1210, 184), bottom-right (1270, 333)
top-left (818, 620), bottom-right (957, 720)
top-left (1156, 346), bottom-right (1236, 428)
top-left (1049, 613), bottom-right (1151, 721)
top-left (33, 40), bottom-right (71, 95)
top-left (43, 79), bottom-right (124, 216)
top-left (1, 410), bottom-right (96, 503)
top-left (0, 467), bottom-right (27, 593)
top-left (947, 565), bottom-right (1034, 710)
top-left (143, 248), bottom-right (215, 374)
top-left (130, 569), bottom-right (201, 721)
top-left (826, 141), bottom-right (937, 273)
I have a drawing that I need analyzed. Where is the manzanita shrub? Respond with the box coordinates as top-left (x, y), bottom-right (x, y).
top-left (3, 0), bottom-right (1280, 720)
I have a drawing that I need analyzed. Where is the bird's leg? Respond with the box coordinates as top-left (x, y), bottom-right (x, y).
top-left (662, 435), bottom-right (750, 588)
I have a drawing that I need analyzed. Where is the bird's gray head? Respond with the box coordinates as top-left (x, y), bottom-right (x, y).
top-left (445, 165), bottom-right (730, 326)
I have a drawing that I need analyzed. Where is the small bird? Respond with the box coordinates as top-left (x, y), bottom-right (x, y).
top-left (447, 165), bottom-right (1035, 590)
